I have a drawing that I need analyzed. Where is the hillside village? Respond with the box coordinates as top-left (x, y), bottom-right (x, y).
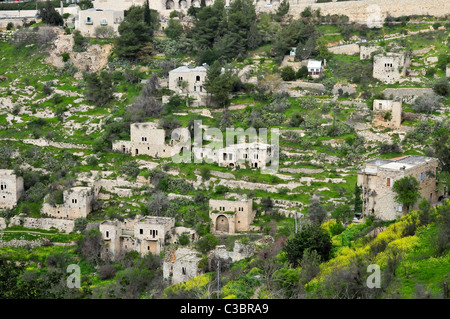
top-left (0, 0), bottom-right (449, 300)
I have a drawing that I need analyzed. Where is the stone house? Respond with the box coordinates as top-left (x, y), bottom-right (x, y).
top-left (163, 247), bottom-right (202, 285)
top-left (357, 155), bottom-right (442, 220)
top-left (372, 99), bottom-right (402, 128)
top-left (373, 52), bottom-right (409, 84)
top-left (307, 59), bottom-right (323, 78)
top-left (76, 8), bottom-right (124, 37)
top-left (112, 122), bottom-right (190, 158)
top-left (0, 169), bottom-right (24, 210)
top-left (100, 215), bottom-right (176, 260)
top-left (209, 199), bottom-right (256, 234)
top-left (168, 65), bottom-right (208, 107)
top-left (193, 141), bottom-right (273, 169)
top-left (42, 186), bottom-right (95, 220)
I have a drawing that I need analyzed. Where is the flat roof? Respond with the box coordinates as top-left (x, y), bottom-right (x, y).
top-left (169, 65), bottom-right (207, 73)
top-left (307, 60), bottom-right (322, 68)
top-left (364, 155), bottom-right (437, 171)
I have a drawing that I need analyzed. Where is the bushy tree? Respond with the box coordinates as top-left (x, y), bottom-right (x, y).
top-left (83, 71), bottom-right (114, 106)
top-left (285, 224), bottom-right (332, 267)
top-left (392, 176), bottom-right (421, 214)
top-left (280, 66), bottom-right (296, 81)
top-left (412, 93), bottom-right (441, 113)
top-left (38, 0), bottom-right (63, 26)
top-left (115, 5), bottom-right (153, 61)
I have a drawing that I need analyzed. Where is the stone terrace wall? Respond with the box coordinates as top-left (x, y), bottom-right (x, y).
top-left (285, 0), bottom-right (449, 23)
top-left (382, 88), bottom-right (434, 104)
top-left (9, 216), bottom-right (75, 233)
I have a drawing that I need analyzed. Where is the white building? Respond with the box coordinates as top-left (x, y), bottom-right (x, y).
top-left (76, 8), bottom-right (124, 37)
top-left (168, 65), bottom-right (208, 107)
top-left (307, 59), bottom-right (323, 78)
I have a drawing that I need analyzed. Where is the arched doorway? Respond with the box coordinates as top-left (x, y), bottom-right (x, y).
top-left (216, 215), bottom-right (229, 233)
top-left (166, 0), bottom-right (175, 10)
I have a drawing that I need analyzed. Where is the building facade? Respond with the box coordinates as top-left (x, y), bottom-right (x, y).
top-left (209, 199), bottom-right (255, 234)
top-left (42, 186), bottom-right (95, 220)
top-left (357, 155), bottom-right (442, 220)
top-left (76, 8), bottom-right (124, 37)
top-left (373, 52), bottom-right (409, 84)
top-left (112, 122), bottom-right (190, 158)
top-left (0, 170), bottom-right (24, 210)
top-left (100, 216), bottom-right (176, 260)
top-left (168, 65), bottom-right (208, 107)
top-left (193, 142), bottom-right (273, 169)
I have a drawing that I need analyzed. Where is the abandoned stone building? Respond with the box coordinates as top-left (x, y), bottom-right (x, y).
top-left (168, 65), bottom-right (208, 107)
top-left (76, 8), bottom-right (124, 37)
top-left (163, 247), bottom-right (202, 285)
top-left (372, 99), bottom-right (402, 128)
top-left (209, 199), bottom-right (256, 234)
top-left (373, 52), bottom-right (409, 84)
top-left (193, 141), bottom-right (273, 169)
top-left (112, 122), bottom-right (189, 158)
top-left (100, 216), bottom-right (175, 260)
top-left (42, 186), bottom-right (96, 220)
top-left (0, 169), bottom-right (24, 210)
top-left (357, 155), bottom-right (442, 220)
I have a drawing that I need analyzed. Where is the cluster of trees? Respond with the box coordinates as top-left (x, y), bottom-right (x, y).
top-left (115, 2), bottom-right (159, 61)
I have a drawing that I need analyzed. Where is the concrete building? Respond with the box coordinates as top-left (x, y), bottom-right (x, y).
top-left (372, 99), bottom-right (402, 128)
top-left (100, 215), bottom-right (176, 260)
top-left (209, 199), bottom-right (256, 234)
top-left (163, 247), bottom-right (202, 285)
top-left (307, 59), bottom-right (323, 78)
top-left (0, 170), bottom-right (24, 210)
top-left (42, 186), bottom-right (95, 220)
top-left (168, 65), bottom-right (208, 107)
top-left (357, 155), bottom-right (442, 220)
top-left (76, 8), bottom-right (124, 37)
top-left (193, 141), bottom-right (273, 169)
top-left (112, 122), bottom-right (190, 158)
top-left (373, 52), bottom-right (409, 84)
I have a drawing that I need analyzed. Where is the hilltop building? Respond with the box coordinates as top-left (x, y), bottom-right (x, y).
top-left (76, 8), bottom-right (124, 37)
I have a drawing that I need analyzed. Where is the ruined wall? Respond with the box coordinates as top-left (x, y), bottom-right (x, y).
top-left (372, 100), bottom-right (402, 128)
top-left (163, 247), bottom-right (202, 285)
top-left (9, 216), bottom-right (75, 233)
top-left (329, 43), bottom-right (360, 55)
